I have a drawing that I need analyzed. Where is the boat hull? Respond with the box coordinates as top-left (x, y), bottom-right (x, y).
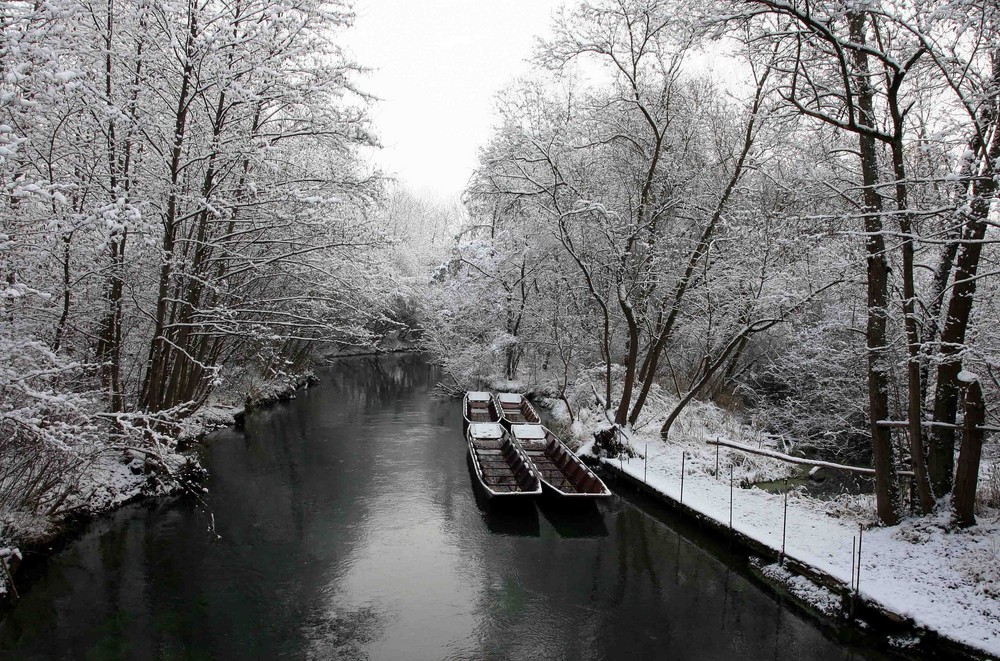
top-left (496, 393), bottom-right (541, 427)
top-left (463, 391), bottom-right (502, 427)
top-left (467, 449), bottom-right (541, 500)
top-left (466, 423), bottom-right (542, 498)
top-left (510, 425), bottom-right (612, 498)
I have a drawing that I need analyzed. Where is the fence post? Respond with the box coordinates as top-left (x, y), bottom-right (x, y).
top-left (644, 442), bottom-right (648, 484)
top-left (856, 524), bottom-right (864, 595)
top-left (781, 482), bottom-right (788, 562)
top-left (850, 536), bottom-right (856, 592)
top-left (715, 438), bottom-right (720, 479)
top-left (680, 451), bottom-right (686, 503)
top-left (729, 465), bottom-right (734, 529)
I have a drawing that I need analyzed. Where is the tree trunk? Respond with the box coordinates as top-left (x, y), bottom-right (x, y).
top-left (953, 379), bottom-right (985, 528)
top-left (850, 12), bottom-right (899, 526)
top-left (929, 52), bottom-right (1000, 495)
top-left (614, 294), bottom-right (640, 426)
top-left (888, 124), bottom-right (934, 512)
top-left (53, 232), bottom-right (72, 352)
top-left (139, 4), bottom-right (198, 411)
top-left (920, 238), bottom-right (958, 409)
top-left (661, 329), bottom-right (751, 438)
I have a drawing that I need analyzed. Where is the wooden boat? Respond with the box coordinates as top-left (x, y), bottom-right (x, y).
top-left (466, 423), bottom-right (542, 498)
top-left (510, 424), bottom-right (611, 498)
top-left (463, 391), bottom-right (501, 426)
top-left (496, 392), bottom-right (541, 426)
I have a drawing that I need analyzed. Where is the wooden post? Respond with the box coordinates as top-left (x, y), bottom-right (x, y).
top-left (680, 451), bottom-right (686, 503)
top-left (781, 482), bottom-right (788, 562)
top-left (729, 465), bottom-right (734, 528)
top-left (715, 439), bottom-right (720, 479)
top-left (856, 524), bottom-right (863, 595)
top-left (954, 379), bottom-right (986, 527)
top-left (850, 537), bottom-right (856, 592)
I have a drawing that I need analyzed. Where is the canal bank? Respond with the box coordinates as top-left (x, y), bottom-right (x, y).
top-left (600, 456), bottom-right (1000, 660)
top-left (0, 368), bottom-right (323, 605)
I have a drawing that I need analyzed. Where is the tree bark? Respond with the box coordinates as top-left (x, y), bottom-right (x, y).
top-left (953, 379), bottom-right (985, 528)
top-left (850, 12), bottom-right (899, 526)
top-left (140, 3), bottom-right (198, 411)
top-left (929, 51), bottom-right (1000, 495)
top-left (614, 294), bottom-right (640, 426)
top-left (887, 87), bottom-right (934, 511)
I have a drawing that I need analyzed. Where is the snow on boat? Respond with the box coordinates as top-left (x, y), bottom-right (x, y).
top-left (466, 423), bottom-right (542, 498)
top-left (510, 424), bottom-right (611, 498)
top-left (496, 392), bottom-right (541, 426)
top-left (464, 391), bottom-right (501, 426)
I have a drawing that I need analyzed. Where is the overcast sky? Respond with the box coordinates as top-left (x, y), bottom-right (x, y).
top-left (343, 1), bottom-right (564, 200)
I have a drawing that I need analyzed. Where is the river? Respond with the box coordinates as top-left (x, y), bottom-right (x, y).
top-left (0, 354), bottom-right (884, 660)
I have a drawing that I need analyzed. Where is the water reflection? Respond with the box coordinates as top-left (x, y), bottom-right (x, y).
top-left (467, 457), bottom-right (542, 538)
top-left (536, 498), bottom-right (609, 539)
top-left (0, 354), bottom-right (884, 660)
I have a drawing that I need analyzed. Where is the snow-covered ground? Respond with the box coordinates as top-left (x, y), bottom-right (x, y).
top-left (608, 436), bottom-right (1000, 655)
top-left (541, 393), bottom-right (1000, 658)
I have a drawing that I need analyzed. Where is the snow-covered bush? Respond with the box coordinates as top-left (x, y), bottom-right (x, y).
top-left (0, 333), bottom-right (103, 539)
top-left (742, 304), bottom-right (874, 462)
top-left (979, 461), bottom-right (1000, 512)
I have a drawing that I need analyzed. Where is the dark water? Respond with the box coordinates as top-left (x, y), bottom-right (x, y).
top-left (0, 354), bottom-right (884, 660)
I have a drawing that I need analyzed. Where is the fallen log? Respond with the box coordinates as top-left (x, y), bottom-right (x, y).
top-left (706, 438), bottom-right (914, 477)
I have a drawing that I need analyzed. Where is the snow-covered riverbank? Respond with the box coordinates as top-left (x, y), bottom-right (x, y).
top-left (0, 370), bottom-right (320, 600)
top-left (540, 393), bottom-right (1000, 659)
top-left (603, 439), bottom-right (1000, 657)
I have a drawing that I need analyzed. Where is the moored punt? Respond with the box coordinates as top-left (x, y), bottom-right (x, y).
top-left (464, 391), bottom-right (501, 426)
top-left (496, 392), bottom-right (541, 426)
top-left (466, 423), bottom-right (543, 498)
top-left (510, 424), bottom-right (611, 498)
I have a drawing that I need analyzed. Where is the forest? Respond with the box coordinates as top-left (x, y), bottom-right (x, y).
top-left (424, 0), bottom-right (1000, 529)
top-left (0, 0), bottom-right (401, 541)
top-left (1, 0), bottom-right (998, 557)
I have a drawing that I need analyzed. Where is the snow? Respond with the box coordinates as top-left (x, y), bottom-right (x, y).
top-left (497, 392), bottom-right (522, 404)
top-left (511, 424), bottom-right (546, 440)
top-left (957, 370), bottom-right (979, 383)
top-left (757, 560), bottom-right (842, 617)
top-left (62, 450), bottom-right (171, 515)
top-left (468, 422), bottom-right (503, 438)
top-left (602, 430), bottom-right (1000, 656)
top-left (467, 391), bottom-right (491, 401)
top-left (183, 404), bottom-right (241, 434)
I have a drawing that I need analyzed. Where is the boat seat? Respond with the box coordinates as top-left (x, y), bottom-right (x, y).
top-left (480, 460), bottom-right (510, 469)
top-left (484, 477), bottom-right (520, 487)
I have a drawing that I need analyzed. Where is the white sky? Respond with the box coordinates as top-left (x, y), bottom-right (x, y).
top-left (343, 1), bottom-right (564, 200)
